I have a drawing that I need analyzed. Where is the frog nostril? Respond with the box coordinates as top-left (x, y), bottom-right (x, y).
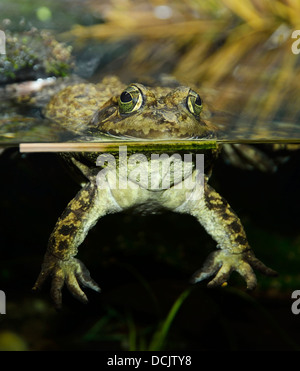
top-left (157, 111), bottom-right (178, 124)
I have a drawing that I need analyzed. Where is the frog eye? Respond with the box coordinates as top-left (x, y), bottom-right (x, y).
top-left (186, 89), bottom-right (203, 116)
top-left (118, 85), bottom-right (143, 114)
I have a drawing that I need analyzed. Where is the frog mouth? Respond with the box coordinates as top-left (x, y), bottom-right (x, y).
top-left (99, 128), bottom-right (216, 141)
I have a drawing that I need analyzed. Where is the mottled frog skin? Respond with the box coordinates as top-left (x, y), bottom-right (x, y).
top-left (33, 76), bottom-right (276, 308)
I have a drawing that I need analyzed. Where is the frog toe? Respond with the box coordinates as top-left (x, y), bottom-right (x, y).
top-left (231, 259), bottom-right (257, 290)
top-left (50, 269), bottom-right (65, 308)
top-left (191, 251), bottom-right (221, 284)
top-left (32, 252), bottom-right (58, 292)
top-left (206, 263), bottom-right (236, 288)
top-left (244, 251), bottom-right (278, 277)
top-left (65, 273), bottom-right (89, 305)
top-left (74, 259), bottom-right (101, 293)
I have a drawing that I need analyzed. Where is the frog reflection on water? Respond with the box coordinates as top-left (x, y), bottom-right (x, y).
top-left (33, 77), bottom-right (277, 307)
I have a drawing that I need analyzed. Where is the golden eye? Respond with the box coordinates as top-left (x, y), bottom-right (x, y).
top-left (186, 89), bottom-right (203, 116)
top-left (118, 85), bottom-right (143, 114)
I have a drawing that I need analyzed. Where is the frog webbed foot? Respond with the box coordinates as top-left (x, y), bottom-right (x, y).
top-left (33, 252), bottom-right (101, 308)
top-left (191, 249), bottom-right (277, 290)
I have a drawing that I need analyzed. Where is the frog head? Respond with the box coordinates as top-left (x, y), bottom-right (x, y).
top-left (88, 82), bottom-right (216, 140)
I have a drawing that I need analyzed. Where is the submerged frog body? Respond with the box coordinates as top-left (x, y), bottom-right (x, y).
top-left (33, 76), bottom-right (276, 307)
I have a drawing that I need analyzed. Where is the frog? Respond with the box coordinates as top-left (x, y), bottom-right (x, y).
top-left (32, 76), bottom-right (277, 308)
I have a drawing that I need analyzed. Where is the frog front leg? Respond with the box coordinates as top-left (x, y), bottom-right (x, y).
top-left (33, 179), bottom-right (120, 308)
top-left (181, 180), bottom-right (277, 289)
